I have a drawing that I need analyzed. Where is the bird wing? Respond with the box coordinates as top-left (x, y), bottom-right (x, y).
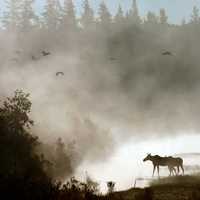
top-left (56, 72), bottom-right (64, 76)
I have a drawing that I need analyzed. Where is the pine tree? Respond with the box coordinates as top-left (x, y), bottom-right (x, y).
top-left (42, 0), bottom-right (62, 30)
top-left (159, 8), bottom-right (168, 24)
top-left (62, 0), bottom-right (76, 30)
top-left (81, 0), bottom-right (94, 29)
top-left (2, 0), bottom-right (23, 31)
top-left (191, 6), bottom-right (200, 24)
top-left (129, 0), bottom-right (141, 24)
top-left (98, 1), bottom-right (111, 27)
top-left (115, 5), bottom-right (124, 25)
top-left (146, 11), bottom-right (158, 24)
top-left (20, 0), bottom-right (38, 32)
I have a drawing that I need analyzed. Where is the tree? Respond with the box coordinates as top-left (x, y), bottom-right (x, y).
top-left (0, 90), bottom-right (55, 200)
top-left (2, 0), bottom-right (23, 31)
top-left (159, 8), bottom-right (168, 24)
top-left (0, 90), bottom-right (33, 131)
top-left (128, 0), bottom-right (141, 24)
top-left (146, 11), bottom-right (158, 24)
top-left (114, 5), bottom-right (124, 25)
top-left (190, 6), bottom-right (200, 24)
top-left (81, 0), bottom-right (94, 29)
top-left (42, 0), bottom-right (62, 30)
top-left (0, 90), bottom-right (48, 177)
top-left (98, 1), bottom-right (111, 28)
top-left (19, 0), bottom-right (38, 32)
top-left (62, 0), bottom-right (77, 30)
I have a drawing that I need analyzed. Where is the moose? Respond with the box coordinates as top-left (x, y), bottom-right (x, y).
top-left (143, 154), bottom-right (184, 177)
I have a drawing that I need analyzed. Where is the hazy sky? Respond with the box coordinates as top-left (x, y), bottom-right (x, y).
top-left (1, 0), bottom-right (200, 23)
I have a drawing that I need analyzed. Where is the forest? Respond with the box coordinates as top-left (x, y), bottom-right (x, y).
top-left (1, 0), bottom-right (200, 199)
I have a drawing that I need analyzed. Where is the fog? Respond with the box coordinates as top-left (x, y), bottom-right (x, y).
top-left (1, 0), bottom-right (200, 183)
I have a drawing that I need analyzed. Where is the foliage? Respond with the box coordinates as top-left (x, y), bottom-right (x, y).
top-left (81, 0), bottom-right (94, 28)
top-left (98, 1), bottom-right (111, 28)
top-left (0, 90), bottom-right (54, 199)
top-left (42, 0), bottom-right (62, 30)
top-left (2, 0), bottom-right (22, 31)
top-left (62, 0), bottom-right (77, 29)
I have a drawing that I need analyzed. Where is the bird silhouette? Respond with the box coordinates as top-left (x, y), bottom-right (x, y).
top-left (56, 72), bottom-right (64, 76)
top-left (162, 51), bottom-right (173, 56)
top-left (42, 51), bottom-right (51, 56)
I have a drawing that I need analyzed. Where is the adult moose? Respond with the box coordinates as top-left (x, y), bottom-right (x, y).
top-left (143, 154), bottom-right (184, 177)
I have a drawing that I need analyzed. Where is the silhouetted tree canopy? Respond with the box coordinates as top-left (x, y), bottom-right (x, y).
top-left (0, 90), bottom-right (47, 178)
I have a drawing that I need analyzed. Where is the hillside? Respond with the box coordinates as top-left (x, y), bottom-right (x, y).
top-left (105, 175), bottom-right (200, 200)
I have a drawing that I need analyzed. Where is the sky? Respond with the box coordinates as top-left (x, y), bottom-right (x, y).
top-left (1, 0), bottom-right (200, 23)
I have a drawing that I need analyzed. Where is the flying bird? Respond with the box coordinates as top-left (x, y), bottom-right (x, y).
top-left (42, 50), bottom-right (51, 56)
top-left (162, 51), bottom-right (173, 56)
top-left (56, 72), bottom-right (64, 76)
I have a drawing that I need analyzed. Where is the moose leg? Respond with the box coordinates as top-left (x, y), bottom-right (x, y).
top-left (152, 165), bottom-right (156, 177)
top-left (180, 165), bottom-right (184, 175)
top-left (173, 167), bottom-right (177, 176)
top-left (157, 166), bottom-right (160, 178)
top-left (177, 166), bottom-right (180, 175)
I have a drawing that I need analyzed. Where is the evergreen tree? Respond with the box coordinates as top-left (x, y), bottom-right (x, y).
top-left (81, 0), bottom-right (94, 29)
top-left (0, 90), bottom-right (55, 199)
top-left (98, 1), bottom-right (111, 28)
top-left (128, 0), bottom-right (141, 24)
top-left (115, 5), bottom-right (124, 25)
top-left (42, 0), bottom-right (62, 30)
top-left (0, 90), bottom-right (45, 178)
top-left (62, 0), bottom-right (77, 30)
top-left (159, 8), bottom-right (168, 24)
top-left (2, 0), bottom-right (23, 31)
top-left (190, 6), bottom-right (200, 24)
top-left (146, 11), bottom-right (158, 24)
top-left (20, 0), bottom-right (38, 32)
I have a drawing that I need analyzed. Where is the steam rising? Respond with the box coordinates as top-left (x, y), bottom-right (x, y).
top-left (1, 1), bottom-right (200, 178)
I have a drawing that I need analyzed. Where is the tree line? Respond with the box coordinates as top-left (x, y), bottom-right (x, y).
top-left (2, 0), bottom-right (200, 33)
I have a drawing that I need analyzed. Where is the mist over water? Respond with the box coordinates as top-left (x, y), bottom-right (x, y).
top-left (1, 0), bottom-right (200, 185)
top-left (76, 134), bottom-right (200, 191)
